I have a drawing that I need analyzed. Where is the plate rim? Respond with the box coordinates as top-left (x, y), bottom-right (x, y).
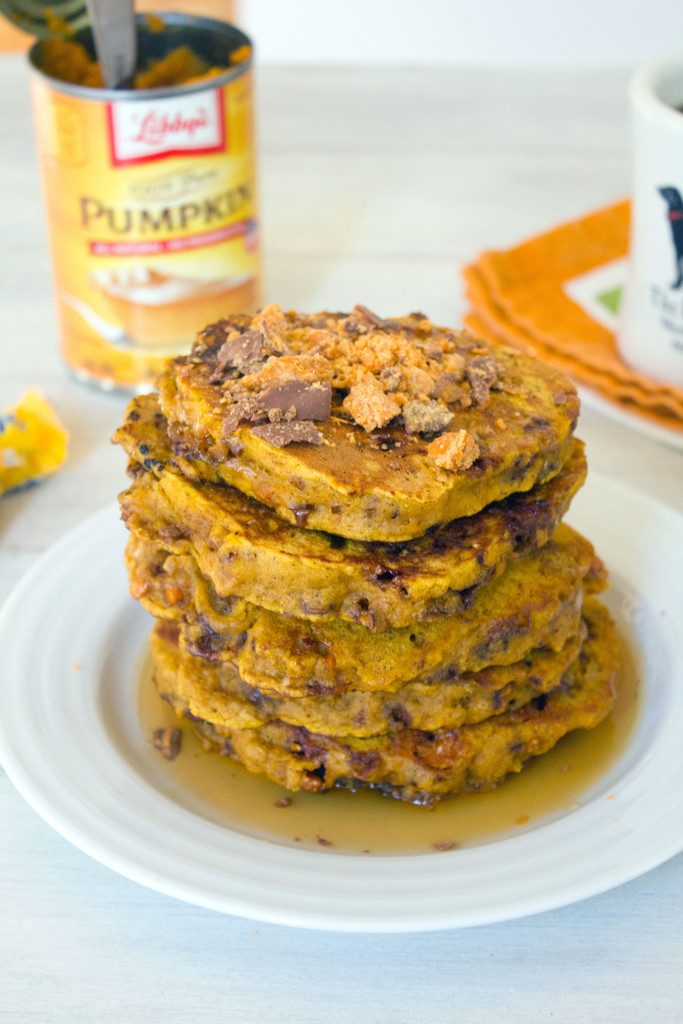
top-left (578, 385), bottom-right (683, 452)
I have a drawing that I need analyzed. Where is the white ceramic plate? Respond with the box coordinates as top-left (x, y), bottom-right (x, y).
top-left (0, 475), bottom-right (682, 933)
top-left (579, 386), bottom-right (683, 452)
top-left (562, 257), bottom-right (683, 452)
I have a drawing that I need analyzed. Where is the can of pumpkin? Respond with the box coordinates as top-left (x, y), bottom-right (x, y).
top-left (29, 13), bottom-right (260, 390)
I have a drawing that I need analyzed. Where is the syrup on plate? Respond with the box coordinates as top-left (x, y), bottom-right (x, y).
top-left (138, 639), bottom-right (639, 856)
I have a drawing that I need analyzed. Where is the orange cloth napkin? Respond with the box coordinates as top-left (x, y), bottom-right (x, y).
top-left (462, 199), bottom-right (683, 433)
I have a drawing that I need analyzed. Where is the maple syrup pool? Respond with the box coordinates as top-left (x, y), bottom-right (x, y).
top-left (137, 637), bottom-right (640, 856)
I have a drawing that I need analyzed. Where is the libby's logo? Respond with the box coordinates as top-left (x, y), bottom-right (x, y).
top-left (107, 89), bottom-right (225, 166)
top-left (131, 109), bottom-right (210, 147)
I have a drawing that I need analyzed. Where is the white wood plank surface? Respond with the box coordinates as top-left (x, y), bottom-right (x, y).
top-left (0, 57), bottom-right (681, 1023)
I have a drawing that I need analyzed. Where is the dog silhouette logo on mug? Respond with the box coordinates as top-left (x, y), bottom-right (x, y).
top-left (658, 186), bottom-right (683, 289)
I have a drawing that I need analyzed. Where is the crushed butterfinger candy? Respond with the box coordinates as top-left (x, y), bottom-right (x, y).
top-left (342, 377), bottom-right (401, 432)
top-left (427, 429), bottom-right (480, 471)
top-left (0, 390), bottom-right (68, 496)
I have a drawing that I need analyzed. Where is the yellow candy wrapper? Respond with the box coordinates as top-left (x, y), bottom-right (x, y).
top-left (0, 390), bottom-right (69, 496)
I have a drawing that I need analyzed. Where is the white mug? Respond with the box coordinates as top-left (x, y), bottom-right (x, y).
top-left (620, 53), bottom-right (683, 388)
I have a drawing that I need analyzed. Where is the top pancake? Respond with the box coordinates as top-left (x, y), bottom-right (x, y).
top-left (156, 304), bottom-right (580, 541)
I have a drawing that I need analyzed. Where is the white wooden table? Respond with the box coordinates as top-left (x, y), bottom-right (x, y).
top-left (1, 57), bottom-right (681, 1022)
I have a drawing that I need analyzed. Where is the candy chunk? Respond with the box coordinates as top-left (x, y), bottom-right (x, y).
top-left (210, 329), bottom-right (270, 381)
top-left (242, 354), bottom-right (332, 389)
top-left (251, 303), bottom-right (290, 346)
top-left (342, 377), bottom-right (401, 432)
top-left (402, 366), bottom-right (435, 398)
top-left (152, 727), bottom-right (182, 761)
top-left (0, 389), bottom-right (68, 496)
top-left (466, 355), bottom-right (498, 405)
top-left (251, 421), bottom-right (323, 447)
top-left (427, 429), bottom-right (480, 472)
top-left (403, 399), bottom-right (453, 434)
top-left (260, 381), bottom-right (332, 421)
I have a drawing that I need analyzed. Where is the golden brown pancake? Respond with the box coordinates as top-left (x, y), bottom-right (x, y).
top-left (151, 598), bottom-right (617, 804)
top-left (116, 392), bottom-right (586, 630)
top-left (155, 306), bottom-right (580, 540)
top-left (127, 523), bottom-right (604, 697)
top-left (150, 620), bottom-right (583, 738)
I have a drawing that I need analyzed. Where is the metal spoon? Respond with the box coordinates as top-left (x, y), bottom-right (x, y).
top-left (85, 0), bottom-right (137, 89)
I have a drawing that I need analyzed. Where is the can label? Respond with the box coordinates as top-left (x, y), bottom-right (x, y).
top-left (106, 90), bottom-right (226, 165)
top-left (31, 70), bottom-right (260, 389)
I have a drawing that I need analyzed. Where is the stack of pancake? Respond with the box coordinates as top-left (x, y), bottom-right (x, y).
top-left (115, 304), bottom-right (618, 805)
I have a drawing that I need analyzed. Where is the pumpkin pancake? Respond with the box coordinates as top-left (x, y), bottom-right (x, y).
top-left (126, 523), bottom-right (604, 697)
top-left (150, 620), bottom-right (583, 738)
top-left (155, 305), bottom-right (580, 541)
top-left (116, 393), bottom-right (586, 630)
top-left (151, 598), bottom-right (617, 804)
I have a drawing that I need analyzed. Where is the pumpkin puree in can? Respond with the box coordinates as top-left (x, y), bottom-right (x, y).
top-left (30, 15), bottom-right (260, 389)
